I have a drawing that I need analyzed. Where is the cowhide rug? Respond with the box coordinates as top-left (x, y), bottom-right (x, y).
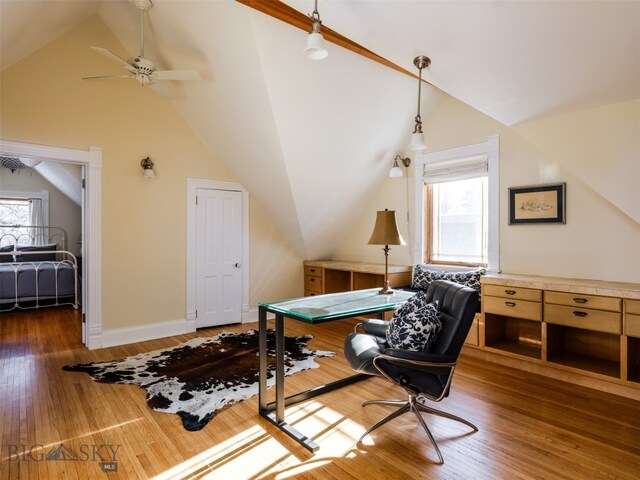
top-left (63, 329), bottom-right (334, 431)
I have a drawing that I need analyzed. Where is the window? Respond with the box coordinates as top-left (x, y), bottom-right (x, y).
top-left (426, 176), bottom-right (487, 265)
top-left (412, 135), bottom-right (499, 271)
top-left (0, 198), bottom-right (31, 246)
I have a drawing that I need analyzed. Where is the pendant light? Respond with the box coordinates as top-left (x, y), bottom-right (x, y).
top-left (305, 0), bottom-right (328, 60)
top-left (408, 55), bottom-right (431, 151)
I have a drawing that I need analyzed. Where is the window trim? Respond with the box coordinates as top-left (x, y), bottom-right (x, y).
top-left (411, 135), bottom-right (500, 271)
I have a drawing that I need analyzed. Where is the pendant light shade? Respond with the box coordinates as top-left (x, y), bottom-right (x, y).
top-left (408, 55), bottom-right (431, 151)
top-left (408, 131), bottom-right (427, 151)
top-left (305, 31), bottom-right (328, 60)
top-left (305, 0), bottom-right (328, 60)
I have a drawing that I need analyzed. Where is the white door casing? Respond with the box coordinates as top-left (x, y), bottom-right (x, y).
top-left (0, 139), bottom-right (102, 348)
top-left (185, 177), bottom-right (249, 332)
top-left (196, 188), bottom-right (242, 327)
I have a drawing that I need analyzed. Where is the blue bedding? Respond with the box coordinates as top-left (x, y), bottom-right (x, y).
top-left (0, 261), bottom-right (77, 308)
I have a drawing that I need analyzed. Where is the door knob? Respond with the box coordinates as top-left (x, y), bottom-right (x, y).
top-left (234, 263), bottom-right (241, 268)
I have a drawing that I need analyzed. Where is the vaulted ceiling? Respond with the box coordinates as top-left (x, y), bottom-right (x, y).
top-left (2, 0), bottom-right (639, 258)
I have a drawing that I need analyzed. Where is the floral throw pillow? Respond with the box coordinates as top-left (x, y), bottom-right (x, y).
top-left (412, 265), bottom-right (486, 301)
top-left (386, 295), bottom-right (442, 352)
top-left (440, 269), bottom-right (486, 301)
top-left (411, 264), bottom-right (443, 290)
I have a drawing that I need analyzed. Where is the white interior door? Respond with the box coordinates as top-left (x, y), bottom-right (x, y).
top-left (196, 188), bottom-right (243, 328)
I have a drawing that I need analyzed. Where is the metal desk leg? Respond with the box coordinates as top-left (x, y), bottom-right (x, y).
top-left (258, 307), bottom-right (267, 413)
top-left (275, 314), bottom-right (285, 422)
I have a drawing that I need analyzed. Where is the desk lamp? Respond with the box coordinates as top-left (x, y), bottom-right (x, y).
top-left (368, 209), bottom-right (406, 294)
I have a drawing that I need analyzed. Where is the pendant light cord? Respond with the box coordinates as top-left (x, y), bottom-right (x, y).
top-left (414, 65), bottom-right (423, 134)
top-left (310, 0), bottom-right (321, 23)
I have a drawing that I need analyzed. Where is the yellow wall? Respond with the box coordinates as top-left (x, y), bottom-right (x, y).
top-left (1, 16), bottom-right (302, 330)
top-left (335, 95), bottom-right (640, 283)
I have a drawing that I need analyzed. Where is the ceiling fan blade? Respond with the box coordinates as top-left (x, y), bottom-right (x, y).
top-left (149, 82), bottom-right (175, 100)
top-left (90, 47), bottom-right (136, 73)
top-left (82, 74), bottom-right (133, 81)
top-left (152, 69), bottom-right (201, 81)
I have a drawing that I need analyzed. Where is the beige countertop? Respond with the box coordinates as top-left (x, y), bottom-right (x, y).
top-left (482, 273), bottom-right (640, 300)
top-left (304, 260), bottom-right (412, 274)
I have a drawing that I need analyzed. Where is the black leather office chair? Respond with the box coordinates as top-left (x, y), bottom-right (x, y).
top-left (343, 280), bottom-right (479, 464)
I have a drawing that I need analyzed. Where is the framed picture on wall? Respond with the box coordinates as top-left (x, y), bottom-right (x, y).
top-left (508, 183), bottom-right (566, 224)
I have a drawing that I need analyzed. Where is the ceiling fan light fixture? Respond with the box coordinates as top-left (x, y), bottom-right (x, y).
top-left (305, 0), bottom-right (328, 60)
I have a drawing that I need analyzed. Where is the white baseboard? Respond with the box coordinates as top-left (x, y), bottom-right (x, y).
top-left (242, 307), bottom-right (274, 324)
top-left (242, 307), bottom-right (259, 324)
top-left (101, 318), bottom-right (196, 348)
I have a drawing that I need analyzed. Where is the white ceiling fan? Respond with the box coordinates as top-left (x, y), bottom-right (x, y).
top-left (83, 0), bottom-right (200, 99)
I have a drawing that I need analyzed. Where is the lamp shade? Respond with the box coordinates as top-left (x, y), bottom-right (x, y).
top-left (389, 166), bottom-right (403, 178)
top-left (408, 131), bottom-right (427, 151)
top-left (368, 209), bottom-right (406, 246)
top-left (305, 32), bottom-right (328, 60)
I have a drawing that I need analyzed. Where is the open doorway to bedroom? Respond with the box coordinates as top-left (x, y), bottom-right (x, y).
top-left (0, 140), bottom-right (102, 349)
top-left (0, 160), bottom-right (83, 322)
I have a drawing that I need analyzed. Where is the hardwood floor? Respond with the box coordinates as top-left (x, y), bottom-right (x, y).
top-left (1, 307), bottom-right (639, 479)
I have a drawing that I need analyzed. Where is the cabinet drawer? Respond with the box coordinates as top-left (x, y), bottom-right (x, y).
top-left (625, 314), bottom-right (640, 338)
top-left (545, 291), bottom-right (621, 312)
top-left (626, 299), bottom-right (640, 315)
top-left (304, 266), bottom-right (322, 277)
top-left (545, 304), bottom-right (621, 334)
top-left (484, 296), bottom-right (542, 321)
top-left (304, 275), bottom-right (323, 294)
top-left (483, 285), bottom-right (542, 302)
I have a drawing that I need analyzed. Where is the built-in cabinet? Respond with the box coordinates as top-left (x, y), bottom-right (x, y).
top-left (474, 274), bottom-right (640, 399)
top-left (303, 260), bottom-right (412, 296)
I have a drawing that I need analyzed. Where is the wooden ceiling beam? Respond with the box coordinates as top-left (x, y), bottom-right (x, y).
top-left (236, 0), bottom-right (431, 84)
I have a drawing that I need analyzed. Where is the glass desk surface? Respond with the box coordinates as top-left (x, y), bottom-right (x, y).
top-left (259, 288), bottom-right (415, 323)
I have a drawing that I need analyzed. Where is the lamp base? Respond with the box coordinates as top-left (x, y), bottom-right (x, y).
top-left (378, 287), bottom-right (395, 295)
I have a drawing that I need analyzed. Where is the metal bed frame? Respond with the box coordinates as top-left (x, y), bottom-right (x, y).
top-left (0, 225), bottom-right (79, 311)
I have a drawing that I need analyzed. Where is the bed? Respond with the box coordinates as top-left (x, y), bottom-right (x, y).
top-left (0, 225), bottom-right (79, 312)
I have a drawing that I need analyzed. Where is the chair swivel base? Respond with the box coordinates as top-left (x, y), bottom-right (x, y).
top-left (358, 394), bottom-right (478, 465)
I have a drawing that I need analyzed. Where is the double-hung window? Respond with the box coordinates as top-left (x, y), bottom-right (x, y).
top-left (0, 197), bottom-right (31, 246)
top-left (416, 136), bottom-right (499, 270)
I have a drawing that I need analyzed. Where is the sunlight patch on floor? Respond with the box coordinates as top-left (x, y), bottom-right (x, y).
top-left (151, 401), bottom-right (373, 480)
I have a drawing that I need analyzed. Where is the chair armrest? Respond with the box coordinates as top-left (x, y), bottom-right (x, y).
top-left (361, 319), bottom-right (390, 338)
top-left (382, 349), bottom-right (457, 365)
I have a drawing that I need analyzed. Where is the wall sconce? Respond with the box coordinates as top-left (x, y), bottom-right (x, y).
top-left (389, 155), bottom-right (411, 178)
top-left (140, 157), bottom-right (156, 178)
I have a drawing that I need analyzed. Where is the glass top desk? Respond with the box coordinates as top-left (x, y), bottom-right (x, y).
top-left (258, 288), bottom-right (414, 452)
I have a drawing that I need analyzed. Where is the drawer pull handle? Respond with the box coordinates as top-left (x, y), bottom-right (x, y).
top-left (310, 278), bottom-right (315, 282)
top-left (504, 290), bottom-right (516, 295)
top-left (573, 311), bottom-right (588, 317)
top-left (310, 269), bottom-right (316, 273)
top-left (573, 297), bottom-right (588, 304)
top-left (505, 301), bottom-right (516, 307)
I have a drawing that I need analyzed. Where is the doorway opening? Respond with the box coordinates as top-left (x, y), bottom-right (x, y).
top-left (0, 139), bottom-right (102, 349)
